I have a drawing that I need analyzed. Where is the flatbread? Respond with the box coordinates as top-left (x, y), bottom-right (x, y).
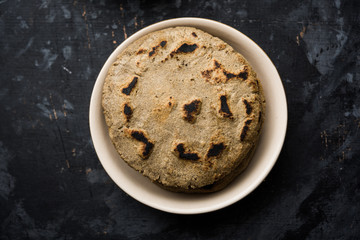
top-left (102, 27), bottom-right (265, 193)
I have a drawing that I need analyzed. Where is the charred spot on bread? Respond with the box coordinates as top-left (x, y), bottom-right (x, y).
top-left (123, 103), bottom-right (133, 121)
top-left (201, 60), bottom-right (248, 83)
top-left (182, 99), bottom-right (202, 123)
top-left (236, 71), bottom-right (248, 80)
top-left (148, 40), bottom-right (167, 57)
top-left (176, 43), bottom-right (198, 53)
top-left (174, 143), bottom-right (200, 160)
top-left (243, 99), bottom-right (252, 115)
top-left (148, 48), bottom-right (156, 57)
top-left (221, 63), bottom-right (248, 81)
top-left (214, 60), bottom-right (221, 68)
top-left (170, 43), bottom-right (199, 57)
top-left (160, 40), bottom-right (167, 47)
top-left (122, 77), bottom-right (138, 95)
top-left (240, 119), bottom-right (252, 141)
top-left (219, 95), bottom-right (233, 118)
top-left (206, 142), bottom-right (226, 158)
top-left (129, 130), bottom-right (154, 159)
top-left (191, 32), bottom-right (198, 37)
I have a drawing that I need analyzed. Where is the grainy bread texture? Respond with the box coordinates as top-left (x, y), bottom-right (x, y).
top-left (102, 27), bottom-right (265, 193)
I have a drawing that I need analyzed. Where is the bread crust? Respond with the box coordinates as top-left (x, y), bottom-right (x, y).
top-left (102, 27), bottom-right (265, 193)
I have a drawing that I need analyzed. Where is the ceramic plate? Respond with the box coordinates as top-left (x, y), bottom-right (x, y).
top-left (89, 18), bottom-right (287, 214)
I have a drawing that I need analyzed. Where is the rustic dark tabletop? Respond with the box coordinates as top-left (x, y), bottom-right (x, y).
top-left (1, 0), bottom-right (360, 239)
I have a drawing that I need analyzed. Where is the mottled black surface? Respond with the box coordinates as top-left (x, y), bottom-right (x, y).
top-left (1, 0), bottom-right (360, 239)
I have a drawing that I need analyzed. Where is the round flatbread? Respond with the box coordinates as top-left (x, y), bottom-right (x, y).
top-left (102, 27), bottom-right (265, 193)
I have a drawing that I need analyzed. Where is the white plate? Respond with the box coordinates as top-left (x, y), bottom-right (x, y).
top-left (89, 18), bottom-right (287, 214)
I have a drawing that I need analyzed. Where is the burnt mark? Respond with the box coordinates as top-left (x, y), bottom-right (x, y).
top-left (201, 60), bottom-right (248, 83)
top-left (122, 77), bottom-right (138, 95)
top-left (175, 143), bottom-right (200, 161)
top-left (148, 41), bottom-right (167, 57)
top-left (183, 99), bottom-right (202, 123)
top-left (130, 130), bottom-right (154, 159)
top-left (206, 142), bottom-right (226, 158)
top-left (243, 99), bottom-right (252, 115)
top-left (214, 60), bottom-right (221, 68)
top-left (225, 72), bottom-right (236, 79)
top-left (192, 32), bottom-right (198, 37)
top-left (240, 119), bottom-right (252, 141)
top-left (219, 95), bottom-right (233, 118)
top-left (123, 103), bottom-right (133, 121)
top-left (136, 49), bottom-right (146, 55)
top-left (176, 43), bottom-right (198, 53)
top-left (223, 67), bottom-right (248, 81)
top-left (171, 43), bottom-right (198, 57)
top-left (149, 48), bottom-right (156, 57)
top-left (237, 71), bottom-right (248, 80)
top-left (160, 40), bottom-right (167, 47)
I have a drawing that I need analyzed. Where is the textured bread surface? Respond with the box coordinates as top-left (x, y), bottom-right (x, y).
top-left (102, 27), bottom-right (265, 193)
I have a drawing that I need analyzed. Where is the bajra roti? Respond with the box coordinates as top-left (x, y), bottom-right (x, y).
top-left (102, 27), bottom-right (265, 193)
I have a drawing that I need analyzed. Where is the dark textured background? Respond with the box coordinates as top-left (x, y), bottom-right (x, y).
top-left (1, 0), bottom-right (360, 239)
